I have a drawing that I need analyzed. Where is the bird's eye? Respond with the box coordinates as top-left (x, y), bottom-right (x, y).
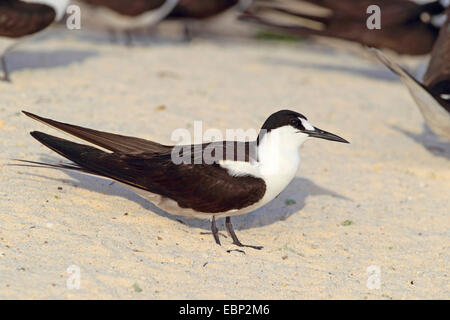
top-left (290, 119), bottom-right (300, 127)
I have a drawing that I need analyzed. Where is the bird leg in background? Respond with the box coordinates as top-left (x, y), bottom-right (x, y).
top-left (1, 55), bottom-right (10, 82)
top-left (226, 217), bottom-right (263, 250)
top-left (108, 28), bottom-right (134, 46)
top-left (124, 30), bottom-right (133, 46)
top-left (183, 22), bottom-right (194, 42)
top-left (108, 29), bottom-right (118, 43)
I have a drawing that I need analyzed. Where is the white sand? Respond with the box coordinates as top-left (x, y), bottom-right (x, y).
top-left (0, 23), bottom-right (449, 299)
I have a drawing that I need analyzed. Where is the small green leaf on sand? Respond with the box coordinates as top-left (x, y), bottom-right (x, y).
top-left (342, 220), bottom-right (353, 226)
top-left (256, 30), bottom-right (303, 42)
top-left (132, 282), bottom-right (142, 293)
top-left (285, 199), bottom-right (296, 206)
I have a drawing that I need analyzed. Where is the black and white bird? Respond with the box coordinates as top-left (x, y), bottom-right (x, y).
top-left (79, 0), bottom-right (180, 43)
top-left (80, 0), bottom-right (252, 42)
top-left (16, 110), bottom-right (348, 249)
top-left (0, 0), bottom-right (70, 81)
top-left (372, 8), bottom-right (450, 140)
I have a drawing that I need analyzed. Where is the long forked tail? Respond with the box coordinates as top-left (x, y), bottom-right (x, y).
top-left (11, 131), bottom-right (109, 176)
top-left (10, 158), bottom-right (87, 172)
top-left (369, 47), bottom-right (418, 82)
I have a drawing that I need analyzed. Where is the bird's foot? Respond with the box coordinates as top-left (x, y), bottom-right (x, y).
top-left (200, 231), bottom-right (228, 238)
top-left (225, 216), bottom-right (263, 250)
top-left (232, 240), bottom-right (263, 250)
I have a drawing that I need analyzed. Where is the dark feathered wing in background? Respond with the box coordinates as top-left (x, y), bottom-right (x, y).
top-left (239, 0), bottom-right (446, 55)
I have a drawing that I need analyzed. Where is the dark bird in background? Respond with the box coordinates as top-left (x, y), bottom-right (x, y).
top-left (82, 0), bottom-right (167, 16)
top-left (423, 8), bottom-right (450, 112)
top-left (239, 0), bottom-right (446, 55)
top-left (169, 0), bottom-right (241, 19)
top-left (0, 0), bottom-right (69, 81)
top-left (15, 110), bottom-right (348, 249)
top-left (372, 9), bottom-right (450, 139)
top-left (80, 0), bottom-right (250, 42)
top-left (79, 0), bottom-right (180, 44)
top-left (167, 0), bottom-right (250, 40)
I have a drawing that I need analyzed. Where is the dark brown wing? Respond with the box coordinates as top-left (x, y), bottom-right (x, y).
top-left (22, 111), bottom-right (171, 155)
top-left (82, 0), bottom-right (165, 16)
top-left (423, 9), bottom-right (450, 112)
top-left (240, 5), bottom-right (439, 55)
top-left (300, 0), bottom-right (444, 26)
top-left (0, 0), bottom-right (56, 38)
top-left (23, 111), bottom-right (259, 160)
top-left (169, 0), bottom-right (238, 19)
top-left (324, 19), bottom-right (438, 55)
top-left (29, 131), bottom-right (266, 214)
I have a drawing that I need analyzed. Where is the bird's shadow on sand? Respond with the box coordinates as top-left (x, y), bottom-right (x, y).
top-left (4, 49), bottom-right (97, 73)
top-left (260, 56), bottom-right (399, 82)
top-left (61, 28), bottom-right (189, 47)
top-left (19, 160), bottom-right (350, 232)
top-left (392, 124), bottom-right (450, 160)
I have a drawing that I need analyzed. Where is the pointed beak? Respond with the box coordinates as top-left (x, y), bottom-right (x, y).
top-left (305, 127), bottom-right (349, 143)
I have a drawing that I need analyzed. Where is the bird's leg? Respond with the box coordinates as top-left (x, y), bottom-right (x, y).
top-left (108, 29), bottom-right (118, 44)
top-left (1, 55), bottom-right (11, 82)
top-left (225, 217), bottom-right (263, 250)
top-left (183, 22), bottom-right (193, 42)
top-left (124, 30), bottom-right (133, 47)
top-left (211, 216), bottom-right (221, 245)
top-left (201, 216), bottom-right (227, 240)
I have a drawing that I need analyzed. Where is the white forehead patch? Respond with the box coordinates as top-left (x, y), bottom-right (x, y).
top-left (300, 118), bottom-right (314, 131)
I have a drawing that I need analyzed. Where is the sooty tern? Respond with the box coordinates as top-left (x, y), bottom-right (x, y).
top-left (239, 0), bottom-right (446, 55)
top-left (16, 110), bottom-right (348, 249)
top-left (371, 8), bottom-right (449, 140)
top-left (0, 0), bottom-right (70, 81)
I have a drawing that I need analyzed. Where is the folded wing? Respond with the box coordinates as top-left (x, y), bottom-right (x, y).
top-left (0, 0), bottom-right (56, 38)
top-left (29, 131), bottom-right (266, 213)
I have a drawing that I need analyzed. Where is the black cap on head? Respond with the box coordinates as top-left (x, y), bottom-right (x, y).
top-left (260, 110), bottom-right (308, 132)
top-left (257, 110), bottom-right (308, 144)
top-left (258, 109), bottom-right (349, 145)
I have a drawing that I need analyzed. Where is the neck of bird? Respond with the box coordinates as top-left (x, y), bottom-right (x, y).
top-left (256, 130), bottom-right (302, 180)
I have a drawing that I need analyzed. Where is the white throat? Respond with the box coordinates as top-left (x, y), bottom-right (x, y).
top-left (87, 0), bottom-right (179, 30)
top-left (256, 126), bottom-right (306, 185)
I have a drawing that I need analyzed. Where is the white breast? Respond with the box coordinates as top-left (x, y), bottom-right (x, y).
top-left (84, 0), bottom-right (179, 30)
top-left (217, 126), bottom-right (306, 216)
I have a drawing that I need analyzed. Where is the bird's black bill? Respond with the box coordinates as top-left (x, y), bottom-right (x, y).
top-left (306, 127), bottom-right (349, 143)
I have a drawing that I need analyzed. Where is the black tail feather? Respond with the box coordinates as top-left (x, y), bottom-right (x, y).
top-left (9, 159), bottom-right (88, 172)
top-left (10, 131), bottom-right (110, 177)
